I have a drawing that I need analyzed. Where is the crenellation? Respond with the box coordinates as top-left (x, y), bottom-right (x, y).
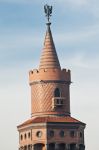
top-left (29, 69), bottom-right (39, 75)
top-left (29, 70), bottom-right (33, 75)
top-left (44, 69), bottom-right (47, 72)
top-left (62, 69), bottom-right (67, 72)
top-left (62, 69), bottom-right (71, 73)
top-left (29, 68), bottom-right (71, 83)
top-left (33, 69), bottom-right (39, 73)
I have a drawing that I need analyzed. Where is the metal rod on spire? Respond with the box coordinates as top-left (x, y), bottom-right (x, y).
top-left (44, 4), bottom-right (53, 23)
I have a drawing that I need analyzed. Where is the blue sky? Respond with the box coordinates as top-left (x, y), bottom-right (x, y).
top-left (0, 0), bottom-right (99, 150)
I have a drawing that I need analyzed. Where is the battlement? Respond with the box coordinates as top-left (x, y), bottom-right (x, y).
top-left (29, 68), bottom-right (71, 83)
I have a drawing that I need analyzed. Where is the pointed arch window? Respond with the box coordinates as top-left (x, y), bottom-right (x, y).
top-left (54, 88), bottom-right (61, 97)
top-left (52, 88), bottom-right (64, 109)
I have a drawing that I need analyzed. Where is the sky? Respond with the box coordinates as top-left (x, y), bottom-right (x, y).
top-left (0, 0), bottom-right (99, 150)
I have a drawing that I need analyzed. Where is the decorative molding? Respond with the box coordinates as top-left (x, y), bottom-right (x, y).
top-left (30, 80), bottom-right (71, 85)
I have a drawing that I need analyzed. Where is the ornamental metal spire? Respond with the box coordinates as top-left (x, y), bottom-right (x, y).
top-left (44, 4), bottom-right (53, 23)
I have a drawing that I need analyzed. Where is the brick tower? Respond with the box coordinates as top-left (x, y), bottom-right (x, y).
top-left (17, 5), bottom-right (86, 150)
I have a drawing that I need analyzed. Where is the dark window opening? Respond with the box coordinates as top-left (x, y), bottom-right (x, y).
top-left (70, 144), bottom-right (76, 150)
top-left (57, 99), bottom-right (60, 104)
top-left (70, 131), bottom-right (75, 137)
top-left (28, 145), bottom-right (31, 150)
top-left (80, 132), bottom-right (83, 138)
top-left (28, 132), bottom-right (31, 138)
top-left (24, 145), bottom-right (27, 150)
top-left (20, 134), bottom-right (23, 140)
top-left (49, 130), bottom-right (54, 137)
top-left (54, 88), bottom-right (61, 97)
top-left (24, 133), bottom-right (27, 139)
top-left (59, 131), bottom-right (65, 137)
top-left (61, 100), bottom-right (63, 104)
top-left (49, 143), bottom-right (55, 150)
top-left (34, 143), bottom-right (44, 150)
top-left (79, 144), bottom-right (85, 150)
top-left (59, 143), bottom-right (65, 150)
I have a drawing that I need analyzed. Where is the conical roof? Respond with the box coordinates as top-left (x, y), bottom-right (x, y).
top-left (39, 23), bottom-right (61, 69)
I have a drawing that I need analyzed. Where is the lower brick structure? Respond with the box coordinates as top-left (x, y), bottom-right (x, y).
top-left (18, 116), bottom-right (85, 150)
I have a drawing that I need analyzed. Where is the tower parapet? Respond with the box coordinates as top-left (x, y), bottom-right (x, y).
top-left (29, 68), bottom-right (71, 84)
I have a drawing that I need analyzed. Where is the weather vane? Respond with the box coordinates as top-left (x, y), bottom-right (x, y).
top-left (44, 4), bottom-right (53, 23)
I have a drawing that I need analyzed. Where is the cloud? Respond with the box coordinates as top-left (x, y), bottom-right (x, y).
top-left (0, 22), bottom-right (99, 69)
top-left (1, 0), bottom-right (99, 19)
top-left (58, 0), bottom-right (88, 7)
top-left (67, 52), bottom-right (99, 69)
top-left (0, 0), bottom-right (88, 6)
top-left (54, 23), bottom-right (99, 46)
top-left (55, 29), bottom-right (93, 44)
top-left (69, 0), bottom-right (88, 6)
top-left (51, 0), bottom-right (99, 18)
top-left (0, 0), bottom-right (28, 3)
top-left (0, 24), bottom-right (97, 47)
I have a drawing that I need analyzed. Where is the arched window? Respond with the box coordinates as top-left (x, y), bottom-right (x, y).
top-left (28, 145), bottom-right (31, 150)
top-left (59, 130), bottom-right (65, 137)
top-left (28, 132), bottom-right (31, 138)
top-left (34, 143), bottom-right (45, 150)
top-left (49, 130), bottom-right (54, 137)
top-left (54, 88), bottom-right (61, 97)
top-left (80, 132), bottom-right (83, 138)
top-left (24, 145), bottom-right (27, 150)
top-left (20, 134), bottom-right (23, 140)
top-left (24, 133), bottom-right (27, 139)
top-left (70, 144), bottom-right (76, 150)
top-left (70, 131), bottom-right (75, 137)
top-left (59, 143), bottom-right (65, 150)
top-left (49, 143), bottom-right (55, 150)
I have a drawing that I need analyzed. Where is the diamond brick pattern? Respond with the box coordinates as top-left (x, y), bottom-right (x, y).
top-left (31, 82), bottom-right (70, 117)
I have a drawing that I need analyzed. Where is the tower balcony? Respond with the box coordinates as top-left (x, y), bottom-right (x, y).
top-left (52, 97), bottom-right (66, 109)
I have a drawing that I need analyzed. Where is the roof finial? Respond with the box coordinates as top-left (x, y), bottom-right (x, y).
top-left (44, 4), bottom-right (53, 24)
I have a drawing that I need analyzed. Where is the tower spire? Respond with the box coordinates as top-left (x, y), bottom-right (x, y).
top-left (39, 5), bottom-right (61, 70)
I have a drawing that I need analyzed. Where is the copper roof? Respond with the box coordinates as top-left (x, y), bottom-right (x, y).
top-left (39, 24), bottom-right (61, 69)
top-left (17, 116), bottom-right (85, 128)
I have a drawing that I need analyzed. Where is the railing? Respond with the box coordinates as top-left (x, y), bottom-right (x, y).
top-left (52, 97), bottom-right (65, 109)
